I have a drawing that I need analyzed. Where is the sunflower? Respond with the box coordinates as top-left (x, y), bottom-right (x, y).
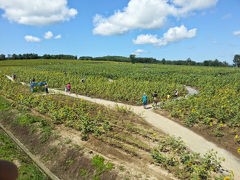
top-left (238, 148), bottom-right (240, 154)
top-left (223, 177), bottom-right (230, 180)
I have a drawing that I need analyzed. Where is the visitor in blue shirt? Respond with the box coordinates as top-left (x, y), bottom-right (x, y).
top-left (142, 93), bottom-right (147, 109)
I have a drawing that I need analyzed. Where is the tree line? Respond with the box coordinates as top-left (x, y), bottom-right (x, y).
top-left (79, 55), bottom-right (158, 63)
top-left (0, 54), bottom-right (77, 60)
top-left (80, 55), bottom-right (230, 67)
top-left (159, 58), bottom-right (229, 67)
top-left (1, 53), bottom-right (238, 67)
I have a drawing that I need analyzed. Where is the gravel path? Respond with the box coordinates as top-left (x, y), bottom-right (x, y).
top-left (5, 76), bottom-right (240, 178)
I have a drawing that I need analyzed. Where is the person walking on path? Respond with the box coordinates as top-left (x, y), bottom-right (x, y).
top-left (152, 91), bottom-right (158, 107)
top-left (66, 83), bottom-right (71, 93)
top-left (12, 74), bottom-right (16, 80)
top-left (174, 89), bottom-right (178, 97)
top-left (167, 93), bottom-right (171, 101)
top-left (142, 93), bottom-right (147, 109)
top-left (45, 83), bottom-right (49, 94)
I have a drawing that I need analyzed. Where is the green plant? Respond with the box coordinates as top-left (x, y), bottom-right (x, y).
top-left (213, 128), bottom-right (224, 137)
top-left (115, 105), bottom-right (129, 113)
top-left (119, 165), bottom-right (125, 171)
top-left (80, 169), bottom-right (89, 179)
top-left (39, 122), bottom-right (53, 143)
top-left (0, 96), bottom-right (11, 111)
top-left (66, 158), bottom-right (74, 165)
top-left (152, 136), bottom-right (229, 180)
top-left (0, 132), bottom-right (47, 179)
top-left (65, 138), bottom-right (72, 144)
top-left (92, 155), bottom-right (114, 179)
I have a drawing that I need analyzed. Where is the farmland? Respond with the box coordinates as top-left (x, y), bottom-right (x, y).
top-left (0, 59), bottom-right (239, 179)
top-left (0, 97), bottom-right (48, 180)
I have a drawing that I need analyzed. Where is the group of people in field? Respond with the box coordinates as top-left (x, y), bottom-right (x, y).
top-left (27, 75), bottom-right (85, 94)
top-left (12, 73), bottom-right (177, 109)
top-left (29, 77), bottom-right (49, 93)
top-left (142, 89), bottom-right (178, 109)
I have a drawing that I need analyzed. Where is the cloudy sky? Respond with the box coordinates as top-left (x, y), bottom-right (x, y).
top-left (0, 0), bottom-right (239, 63)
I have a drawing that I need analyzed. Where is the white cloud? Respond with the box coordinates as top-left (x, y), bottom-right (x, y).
top-left (233, 31), bottom-right (240, 37)
top-left (54, 34), bottom-right (62, 39)
top-left (170, 0), bottom-right (218, 13)
top-left (0, 0), bottom-right (78, 26)
top-left (133, 25), bottom-right (197, 46)
top-left (134, 34), bottom-right (160, 45)
top-left (133, 49), bottom-right (145, 55)
top-left (44, 31), bottom-right (62, 40)
top-left (24, 35), bottom-right (41, 42)
top-left (222, 13), bottom-right (231, 20)
top-left (93, 0), bottom-right (218, 36)
top-left (44, 31), bottom-right (53, 39)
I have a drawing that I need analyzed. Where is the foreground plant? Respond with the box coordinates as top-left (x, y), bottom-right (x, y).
top-left (152, 136), bottom-right (233, 180)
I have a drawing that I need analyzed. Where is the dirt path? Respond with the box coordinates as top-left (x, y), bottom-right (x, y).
top-left (5, 76), bottom-right (240, 178)
top-left (50, 91), bottom-right (240, 179)
top-left (185, 86), bottom-right (199, 97)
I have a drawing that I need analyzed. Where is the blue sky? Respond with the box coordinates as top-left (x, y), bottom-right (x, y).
top-left (0, 0), bottom-right (239, 63)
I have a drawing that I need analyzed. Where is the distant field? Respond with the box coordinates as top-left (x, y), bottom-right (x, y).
top-left (0, 59), bottom-right (186, 104)
top-left (1, 59), bottom-right (240, 154)
top-left (0, 60), bottom-right (230, 179)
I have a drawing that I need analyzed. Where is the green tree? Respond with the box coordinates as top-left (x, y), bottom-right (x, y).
top-left (233, 54), bottom-right (240, 67)
top-left (130, 54), bottom-right (136, 64)
top-left (162, 58), bottom-right (166, 64)
top-left (0, 54), bottom-right (5, 60)
top-left (186, 58), bottom-right (196, 65)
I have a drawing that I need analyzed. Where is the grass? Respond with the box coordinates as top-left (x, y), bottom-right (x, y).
top-left (0, 96), bottom-right (48, 179)
top-left (80, 169), bottom-right (89, 179)
top-left (78, 155), bottom-right (115, 180)
top-left (0, 131), bottom-right (47, 180)
top-left (13, 113), bottom-right (53, 144)
top-left (0, 95), bottom-right (118, 179)
top-left (0, 96), bottom-right (11, 111)
top-left (0, 95), bottom-right (54, 145)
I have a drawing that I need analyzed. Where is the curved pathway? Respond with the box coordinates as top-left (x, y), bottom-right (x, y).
top-left (5, 75), bottom-right (240, 179)
top-left (185, 86), bottom-right (199, 96)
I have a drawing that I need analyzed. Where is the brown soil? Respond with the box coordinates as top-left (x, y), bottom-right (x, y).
top-left (0, 102), bottom-right (176, 180)
top-left (0, 111), bottom-right (118, 180)
top-left (156, 109), bottom-right (240, 159)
